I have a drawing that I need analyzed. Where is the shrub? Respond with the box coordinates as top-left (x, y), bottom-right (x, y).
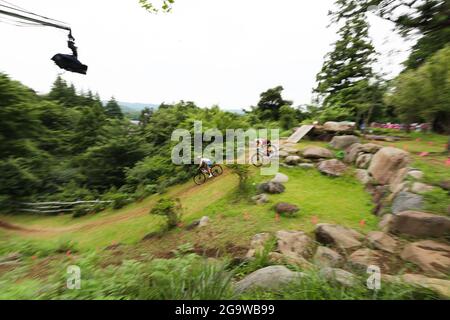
top-left (150, 197), bottom-right (183, 230)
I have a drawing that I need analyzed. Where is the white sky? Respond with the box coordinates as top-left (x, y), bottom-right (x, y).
top-left (0, 0), bottom-right (412, 109)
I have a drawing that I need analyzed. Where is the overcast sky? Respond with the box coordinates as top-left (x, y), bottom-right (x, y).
top-left (0, 0), bottom-right (412, 109)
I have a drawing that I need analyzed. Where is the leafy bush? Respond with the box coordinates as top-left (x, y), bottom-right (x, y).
top-left (150, 197), bottom-right (183, 230)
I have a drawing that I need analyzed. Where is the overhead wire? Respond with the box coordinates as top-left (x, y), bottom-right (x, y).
top-left (0, 0), bottom-right (68, 25)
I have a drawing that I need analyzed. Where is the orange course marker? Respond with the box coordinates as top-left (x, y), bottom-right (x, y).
top-left (275, 213), bottom-right (281, 222)
top-left (445, 158), bottom-right (450, 167)
top-left (311, 216), bottom-right (319, 225)
top-left (359, 219), bottom-right (366, 227)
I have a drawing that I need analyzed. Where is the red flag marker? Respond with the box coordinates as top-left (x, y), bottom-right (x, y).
top-left (31, 255), bottom-right (37, 260)
top-left (311, 216), bottom-right (319, 225)
top-left (66, 250), bottom-right (71, 257)
top-left (445, 159), bottom-right (450, 167)
top-left (275, 213), bottom-right (280, 222)
top-left (359, 219), bottom-right (366, 227)
top-left (419, 152), bottom-right (429, 157)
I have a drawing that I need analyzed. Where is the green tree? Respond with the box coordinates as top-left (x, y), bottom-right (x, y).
top-left (331, 0), bottom-right (450, 70)
top-left (104, 97), bottom-right (124, 119)
top-left (386, 45), bottom-right (450, 133)
top-left (314, 11), bottom-right (379, 123)
top-left (279, 105), bottom-right (298, 130)
top-left (252, 86), bottom-right (293, 121)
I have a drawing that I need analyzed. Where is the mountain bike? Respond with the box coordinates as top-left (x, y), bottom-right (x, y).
top-left (193, 164), bottom-right (224, 185)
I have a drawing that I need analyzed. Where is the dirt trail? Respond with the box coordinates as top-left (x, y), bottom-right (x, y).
top-left (0, 168), bottom-right (234, 236)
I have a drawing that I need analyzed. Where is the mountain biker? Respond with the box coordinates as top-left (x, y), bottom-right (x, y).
top-left (256, 139), bottom-right (273, 157)
top-left (197, 156), bottom-right (213, 178)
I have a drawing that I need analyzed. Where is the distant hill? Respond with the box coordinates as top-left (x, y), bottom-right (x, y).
top-left (117, 102), bottom-right (159, 113)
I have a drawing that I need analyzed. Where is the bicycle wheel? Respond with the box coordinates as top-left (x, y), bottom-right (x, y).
top-left (211, 164), bottom-right (223, 177)
top-left (251, 153), bottom-right (271, 167)
top-left (193, 172), bottom-right (207, 185)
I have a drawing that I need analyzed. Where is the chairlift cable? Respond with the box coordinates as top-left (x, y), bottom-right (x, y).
top-left (0, 1), bottom-right (68, 25)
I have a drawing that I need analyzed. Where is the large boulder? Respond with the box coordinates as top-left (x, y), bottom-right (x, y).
top-left (281, 147), bottom-right (299, 155)
top-left (323, 121), bottom-right (355, 132)
top-left (319, 268), bottom-right (357, 287)
top-left (392, 192), bottom-right (424, 214)
top-left (355, 154), bottom-right (373, 169)
top-left (275, 231), bottom-right (314, 259)
top-left (317, 159), bottom-right (347, 177)
top-left (271, 173), bottom-right (289, 184)
top-left (368, 147), bottom-right (410, 185)
top-left (246, 233), bottom-right (271, 258)
top-left (273, 203), bottom-right (299, 217)
top-left (384, 274), bottom-right (450, 299)
top-left (401, 240), bottom-right (450, 278)
top-left (302, 147), bottom-right (333, 159)
top-left (348, 248), bottom-right (391, 273)
top-left (366, 231), bottom-right (398, 254)
top-left (344, 143), bottom-right (363, 163)
top-left (285, 156), bottom-right (302, 165)
top-left (360, 143), bottom-right (382, 154)
top-left (234, 266), bottom-right (303, 293)
top-left (315, 224), bottom-right (364, 251)
top-left (258, 182), bottom-right (285, 194)
top-left (389, 211), bottom-right (450, 238)
top-left (329, 135), bottom-right (360, 149)
top-left (355, 169), bottom-right (372, 185)
top-left (313, 246), bottom-right (343, 268)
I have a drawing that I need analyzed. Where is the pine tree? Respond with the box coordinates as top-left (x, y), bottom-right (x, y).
top-left (104, 97), bottom-right (124, 119)
top-left (314, 11), bottom-right (378, 122)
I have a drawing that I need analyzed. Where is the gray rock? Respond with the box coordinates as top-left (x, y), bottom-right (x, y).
top-left (355, 153), bottom-right (373, 169)
top-left (329, 135), bottom-right (360, 149)
top-left (258, 182), bottom-right (286, 194)
top-left (252, 194), bottom-right (269, 205)
top-left (276, 230), bottom-right (313, 259)
top-left (273, 203), bottom-right (300, 217)
top-left (317, 159), bottom-right (347, 177)
top-left (302, 147), bottom-right (333, 159)
top-left (298, 163), bottom-right (314, 169)
top-left (378, 214), bottom-right (394, 233)
top-left (313, 246), bottom-right (343, 268)
top-left (401, 240), bottom-right (450, 278)
top-left (344, 143), bottom-right (363, 163)
top-left (392, 192), bottom-right (424, 214)
top-left (315, 224), bottom-right (364, 251)
top-left (285, 156), bottom-right (301, 165)
top-left (389, 211), bottom-right (450, 238)
top-left (355, 169), bottom-right (371, 185)
top-left (271, 173), bottom-right (289, 184)
top-left (278, 150), bottom-right (289, 158)
top-left (320, 268), bottom-right (358, 287)
top-left (366, 231), bottom-right (398, 254)
top-left (198, 216), bottom-right (210, 227)
top-left (234, 266), bottom-right (303, 293)
top-left (408, 170), bottom-right (424, 180)
top-left (348, 248), bottom-right (390, 273)
top-left (323, 121), bottom-right (355, 132)
top-left (411, 182), bottom-right (434, 194)
top-left (368, 147), bottom-right (410, 185)
top-left (246, 233), bottom-right (272, 258)
top-left (360, 143), bottom-right (382, 154)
